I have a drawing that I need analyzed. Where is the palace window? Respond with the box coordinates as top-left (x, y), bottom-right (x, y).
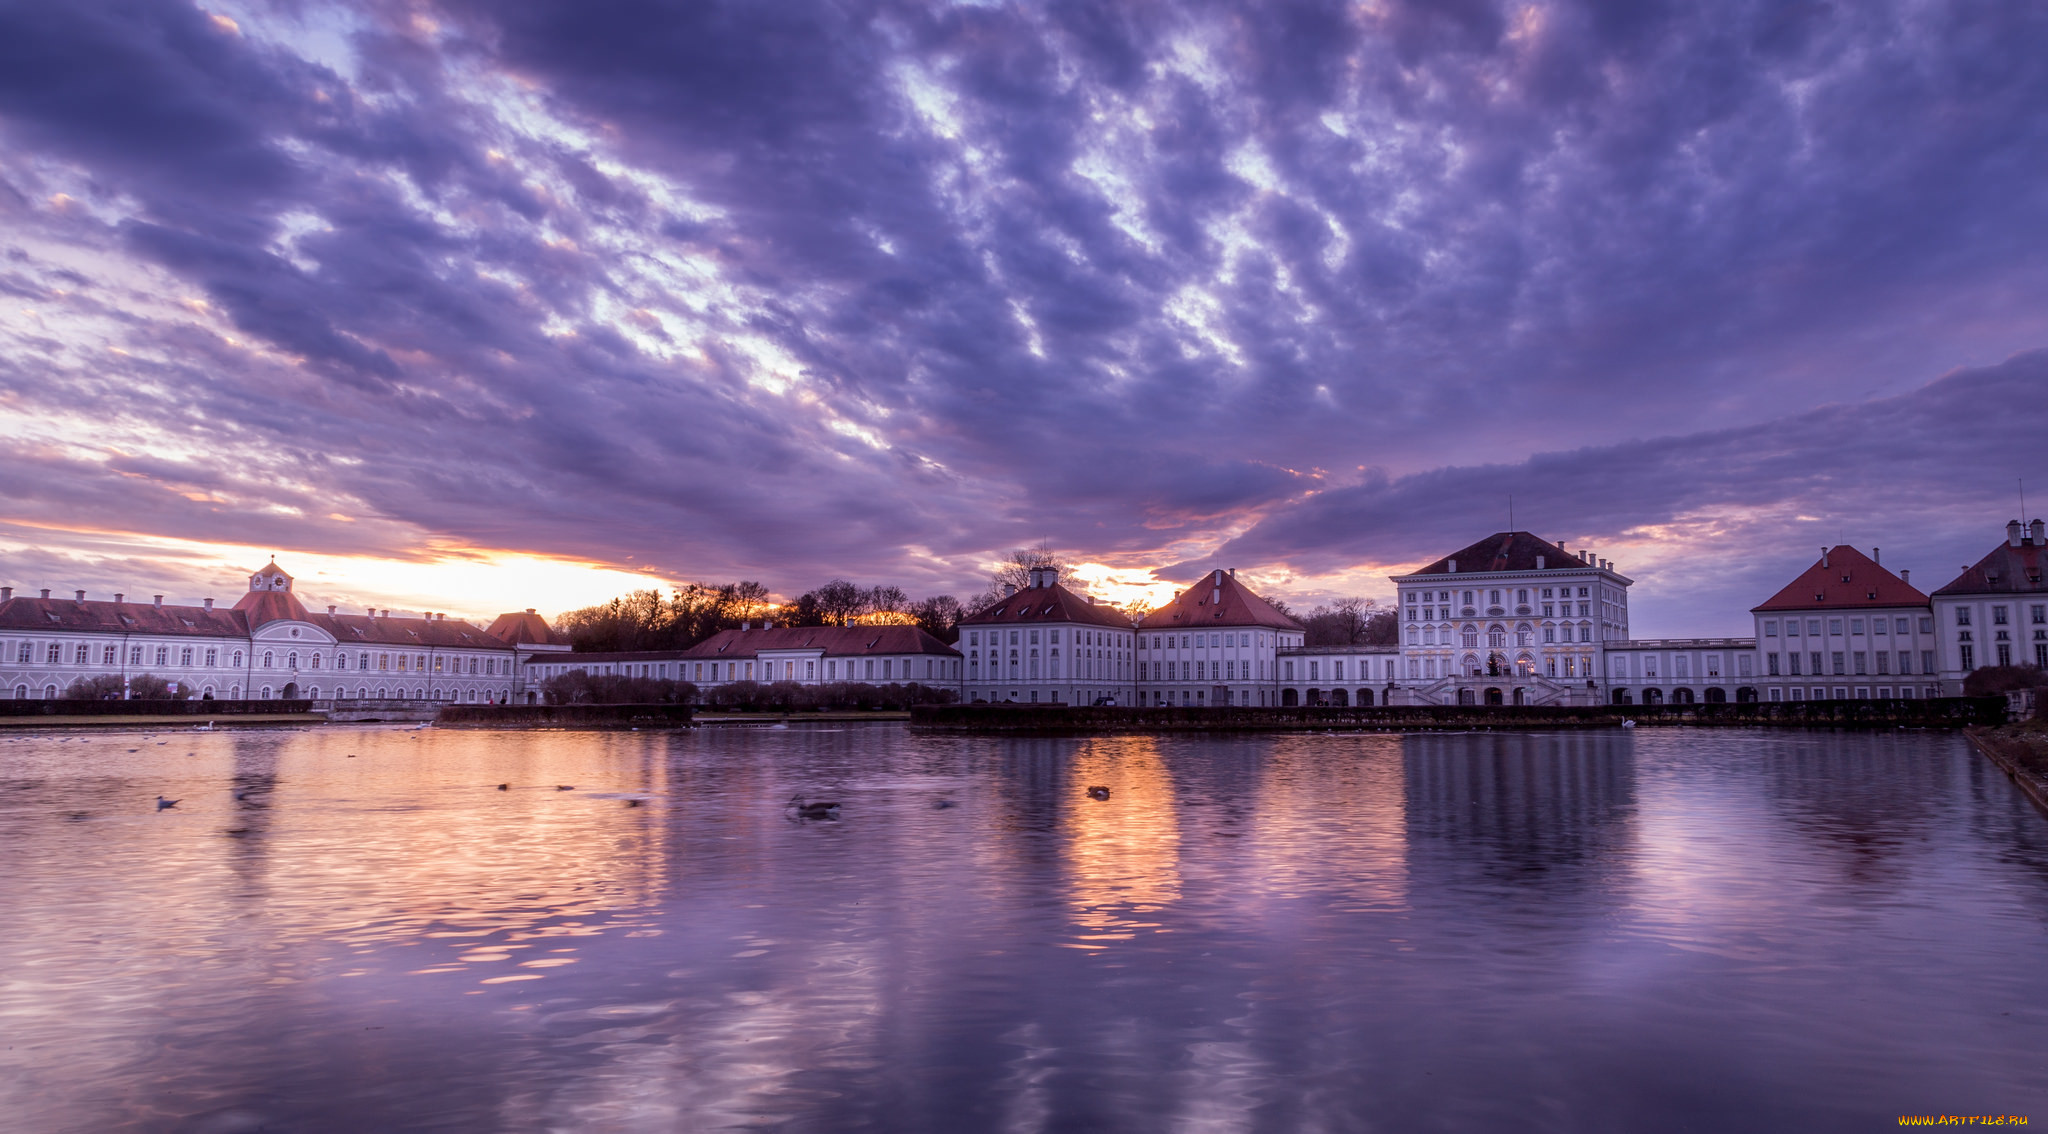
top-left (206, 649), bottom-right (217, 666)
top-left (156, 647), bottom-right (169, 666)
top-left (102, 645), bottom-right (117, 665)
top-left (180, 648), bottom-right (192, 667)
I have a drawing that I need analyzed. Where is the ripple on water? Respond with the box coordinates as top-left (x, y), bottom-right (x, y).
top-left (0, 725), bottom-right (2045, 1132)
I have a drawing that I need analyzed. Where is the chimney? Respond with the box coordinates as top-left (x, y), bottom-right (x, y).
top-left (1003, 583), bottom-right (1017, 597)
top-left (1873, 547), bottom-right (1880, 565)
top-left (1214, 569), bottom-right (1224, 584)
top-left (74, 590), bottom-right (86, 602)
top-left (1901, 569), bottom-right (1910, 585)
top-left (0, 586), bottom-right (10, 601)
top-left (1821, 547), bottom-right (1829, 568)
top-left (327, 605), bottom-right (336, 615)
top-left (203, 598), bottom-right (213, 611)
top-left (40, 589), bottom-right (50, 600)
top-left (2033, 519), bottom-right (2046, 544)
top-left (2008, 520), bottom-right (2024, 547)
top-left (741, 620), bottom-right (750, 631)
top-left (1448, 559), bottom-right (1457, 573)
top-left (526, 608), bottom-right (536, 614)
top-left (763, 618), bottom-right (773, 629)
top-left (1536, 555), bottom-right (1545, 569)
top-left (1229, 567), bottom-right (1236, 578)
top-left (381, 609), bottom-right (389, 618)
top-left (367, 608), bottom-right (376, 617)
top-left (153, 595), bottom-right (163, 608)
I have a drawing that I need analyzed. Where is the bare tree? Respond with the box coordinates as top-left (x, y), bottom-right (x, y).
top-left (810, 579), bottom-right (864, 626)
top-left (911, 595), bottom-right (963, 642)
top-left (1302, 597), bottom-right (1394, 646)
top-left (971, 545), bottom-right (1066, 612)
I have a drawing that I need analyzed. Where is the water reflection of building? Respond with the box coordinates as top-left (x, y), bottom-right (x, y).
top-left (1401, 733), bottom-right (1638, 895)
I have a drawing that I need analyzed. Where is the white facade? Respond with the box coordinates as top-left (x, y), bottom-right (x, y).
top-left (1387, 534), bottom-right (1630, 706)
top-left (1, 565), bottom-right (528, 704)
top-left (1136, 569), bottom-right (1302, 707)
top-left (1753, 609), bottom-right (1939, 702)
top-left (1931, 519), bottom-right (2048, 693)
top-left (961, 568), bottom-right (1134, 704)
top-left (1601, 638), bottom-right (1762, 704)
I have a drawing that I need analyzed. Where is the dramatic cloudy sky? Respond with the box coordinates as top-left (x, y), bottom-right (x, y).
top-left (2, 0), bottom-right (2045, 633)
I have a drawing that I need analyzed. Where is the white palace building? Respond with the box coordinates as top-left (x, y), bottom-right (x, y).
top-left (5, 517), bottom-right (2040, 708)
top-left (955, 519), bottom-right (2047, 708)
top-left (0, 561), bottom-right (568, 704)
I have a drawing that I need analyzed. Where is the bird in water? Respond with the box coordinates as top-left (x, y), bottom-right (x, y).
top-left (789, 795), bottom-right (840, 819)
top-left (1086, 786), bottom-right (1111, 801)
top-left (931, 799), bottom-right (956, 810)
top-left (156, 796), bottom-right (180, 810)
top-left (624, 798), bottom-right (641, 807)
top-left (497, 783), bottom-right (509, 791)
top-left (556, 785), bottom-right (575, 791)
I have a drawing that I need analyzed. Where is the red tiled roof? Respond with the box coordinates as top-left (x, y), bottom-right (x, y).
top-left (0, 597), bottom-right (248, 637)
top-left (233, 587), bottom-right (311, 626)
top-left (1752, 545), bottom-right (1930, 612)
top-left (312, 613), bottom-right (514, 650)
top-left (961, 580), bottom-right (1134, 628)
top-left (1139, 569), bottom-right (1303, 631)
top-left (485, 610), bottom-right (568, 647)
top-left (1931, 534), bottom-right (2048, 596)
top-left (1405, 531), bottom-right (1596, 576)
top-left (682, 624), bottom-right (960, 659)
top-left (533, 650), bottom-right (692, 665)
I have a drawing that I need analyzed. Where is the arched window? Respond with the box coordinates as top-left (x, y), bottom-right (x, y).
top-left (262, 651), bottom-right (273, 668)
top-left (309, 686), bottom-right (320, 699)
top-left (1462, 653), bottom-right (1480, 675)
top-left (1487, 626), bottom-right (1506, 649)
top-left (44, 684), bottom-right (57, 698)
top-left (1462, 627), bottom-right (1479, 648)
top-left (14, 685), bottom-right (26, 699)
top-left (260, 686), bottom-right (272, 699)
top-left (310, 654), bottom-right (320, 669)
top-left (287, 651), bottom-right (298, 669)
top-left (232, 651), bottom-right (243, 667)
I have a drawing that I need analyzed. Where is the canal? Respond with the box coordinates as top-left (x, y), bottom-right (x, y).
top-left (1, 725), bottom-right (2042, 1131)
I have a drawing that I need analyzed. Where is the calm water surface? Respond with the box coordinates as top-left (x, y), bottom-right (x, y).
top-left (1, 724), bottom-right (2044, 1132)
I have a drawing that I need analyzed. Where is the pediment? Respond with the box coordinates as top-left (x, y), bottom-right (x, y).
top-left (251, 620), bottom-right (337, 645)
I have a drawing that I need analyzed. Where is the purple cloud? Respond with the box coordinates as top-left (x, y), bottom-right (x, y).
top-left (0, 0), bottom-right (2044, 618)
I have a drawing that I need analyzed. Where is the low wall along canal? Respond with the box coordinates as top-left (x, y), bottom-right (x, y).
top-left (912, 697), bottom-right (2008, 732)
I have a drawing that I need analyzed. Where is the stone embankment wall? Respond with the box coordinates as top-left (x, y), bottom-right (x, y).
top-left (1965, 724), bottom-right (2048, 818)
top-left (435, 703), bottom-right (695, 728)
top-left (912, 698), bottom-right (2007, 733)
top-left (0, 698), bottom-right (313, 718)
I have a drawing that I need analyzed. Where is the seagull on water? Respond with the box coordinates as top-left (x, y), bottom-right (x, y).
top-left (1086, 786), bottom-right (1111, 801)
top-left (156, 796), bottom-right (180, 810)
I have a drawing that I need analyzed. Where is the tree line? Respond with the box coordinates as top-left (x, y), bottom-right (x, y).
top-left (550, 549), bottom-right (1398, 654)
top-left (552, 579), bottom-right (968, 652)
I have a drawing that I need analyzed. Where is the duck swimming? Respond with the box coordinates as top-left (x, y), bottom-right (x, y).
top-left (789, 795), bottom-right (841, 819)
top-left (1086, 786), bottom-right (1111, 801)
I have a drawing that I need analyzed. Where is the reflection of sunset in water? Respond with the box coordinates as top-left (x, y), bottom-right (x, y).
top-left (3, 725), bottom-right (2045, 1131)
top-left (1062, 738), bottom-right (1182, 945)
